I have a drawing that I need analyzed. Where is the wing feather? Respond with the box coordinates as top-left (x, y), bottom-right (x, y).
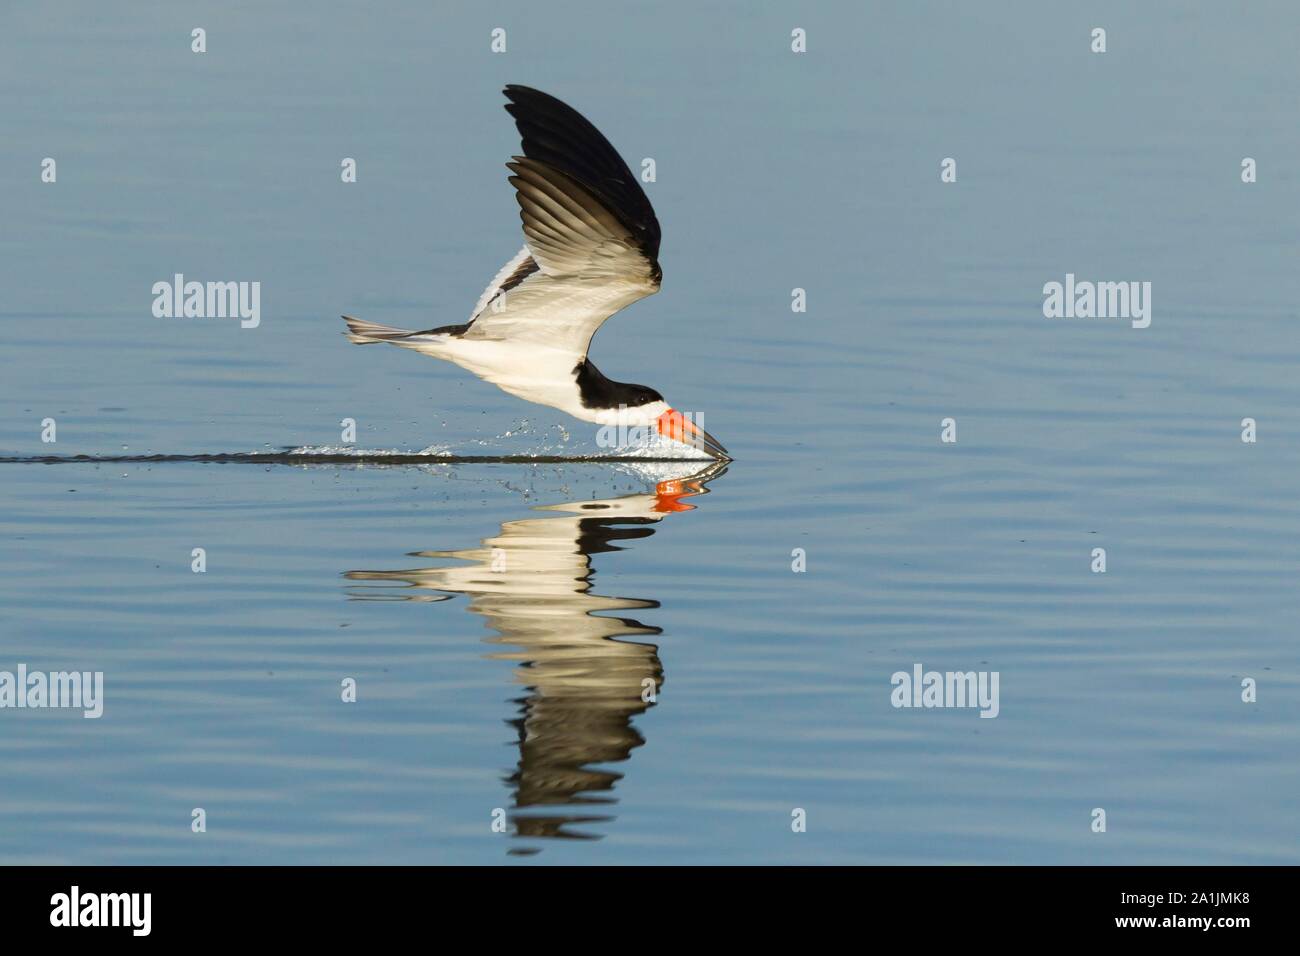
top-left (469, 246), bottom-right (534, 321)
top-left (503, 84), bottom-right (661, 262)
top-left (458, 87), bottom-right (664, 357)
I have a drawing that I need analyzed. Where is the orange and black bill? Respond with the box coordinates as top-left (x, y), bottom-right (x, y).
top-left (657, 409), bottom-right (731, 460)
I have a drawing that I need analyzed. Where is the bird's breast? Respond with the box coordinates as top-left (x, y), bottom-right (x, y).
top-left (441, 339), bottom-right (592, 419)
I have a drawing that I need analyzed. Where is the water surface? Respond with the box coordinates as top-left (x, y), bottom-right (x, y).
top-left (1, 1), bottom-right (1297, 864)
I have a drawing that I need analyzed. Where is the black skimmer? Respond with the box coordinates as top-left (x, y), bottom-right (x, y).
top-left (342, 85), bottom-right (729, 461)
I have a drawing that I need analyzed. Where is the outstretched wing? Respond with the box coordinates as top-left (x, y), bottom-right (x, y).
top-left (462, 85), bottom-right (663, 357)
top-left (505, 84), bottom-right (660, 262)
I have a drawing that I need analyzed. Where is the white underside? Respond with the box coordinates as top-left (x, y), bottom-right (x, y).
top-left (395, 334), bottom-right (668, 427)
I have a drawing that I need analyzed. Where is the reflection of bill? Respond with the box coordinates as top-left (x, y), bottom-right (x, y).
top-left (346, 462), bottom-right (727, 850)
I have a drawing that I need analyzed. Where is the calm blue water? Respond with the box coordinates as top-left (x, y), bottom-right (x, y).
top-left (1, 1), bottom-right (1297, 864)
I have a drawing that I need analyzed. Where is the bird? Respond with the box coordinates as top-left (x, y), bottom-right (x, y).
top-left (341, 84), bottom-right (728, 461)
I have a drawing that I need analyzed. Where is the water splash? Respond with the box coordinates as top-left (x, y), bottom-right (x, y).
top-left (286, 444), bottom-right (453, 457)
top-left (590, 430), bottom-right (715, 461)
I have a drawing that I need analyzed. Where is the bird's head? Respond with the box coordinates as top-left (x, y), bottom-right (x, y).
top-left (581, 363), bottom-right (729, 460)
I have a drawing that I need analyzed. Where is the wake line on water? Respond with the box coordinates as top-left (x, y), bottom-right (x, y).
top-left (0, 448), bottom-right (719, 466)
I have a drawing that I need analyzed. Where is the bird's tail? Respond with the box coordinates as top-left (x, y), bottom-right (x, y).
top-left (341, 314), bottom-right (417, 344)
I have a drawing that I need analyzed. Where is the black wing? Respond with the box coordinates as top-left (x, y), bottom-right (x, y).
top-left (503, 85), bottom-right (662, 267)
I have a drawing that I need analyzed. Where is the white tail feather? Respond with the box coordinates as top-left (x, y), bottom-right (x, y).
top-left (342, 314), bottom-right (416, 344)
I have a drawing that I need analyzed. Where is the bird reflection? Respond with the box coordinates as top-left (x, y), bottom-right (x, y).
top-left (345, 461), bottom-right (726, 850)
